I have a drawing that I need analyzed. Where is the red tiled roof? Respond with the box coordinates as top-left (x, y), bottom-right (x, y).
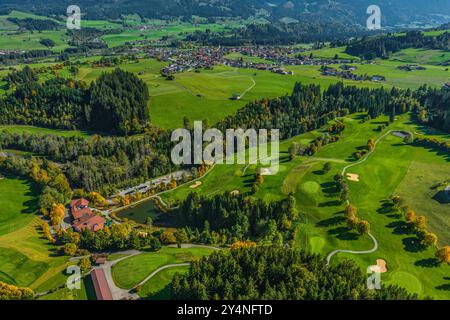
top-left (73, 214), bottom-right (106, 233)
top-left (91, 268), bottom-right (113, 300)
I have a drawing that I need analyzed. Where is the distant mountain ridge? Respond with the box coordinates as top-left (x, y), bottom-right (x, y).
top-left (0, 0), bottom-right (449, 27)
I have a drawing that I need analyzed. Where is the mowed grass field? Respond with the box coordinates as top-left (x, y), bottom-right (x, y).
top-left (0, 175), bottom-right (69, 290)
top-left (112, 246), bottom-right (215, 289)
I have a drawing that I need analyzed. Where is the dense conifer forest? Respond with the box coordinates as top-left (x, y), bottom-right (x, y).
top-left (171, 246), bottom-right (419, 300)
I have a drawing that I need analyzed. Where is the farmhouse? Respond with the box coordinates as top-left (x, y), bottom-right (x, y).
top-left (70, 198), bottom-right (106, 233)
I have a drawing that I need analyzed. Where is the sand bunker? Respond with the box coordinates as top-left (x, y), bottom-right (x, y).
top-left (346, 173), bottom-right (360, 182)
top-left (230, 190), bottom-right (240, 196)
top-left (190, 181), bottom-right (202, 189)
top-left (370, 259), bottom-right (388, 273)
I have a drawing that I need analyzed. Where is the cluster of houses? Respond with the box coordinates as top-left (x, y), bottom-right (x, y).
top-left (143, 46), bottom-right (357, 77)
top-left (70, 198), bottom-right (107, 233)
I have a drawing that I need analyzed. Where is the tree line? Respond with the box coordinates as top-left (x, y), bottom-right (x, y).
top-left (0, 67), bottom-right (150, 135)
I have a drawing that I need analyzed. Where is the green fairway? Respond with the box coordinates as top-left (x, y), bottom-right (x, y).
top-left (158, 112), bottom-right (450, 299)
top-left (112, 246), bottom-right (215, 289)
top-left (138, 265), bottom-right (189, 300)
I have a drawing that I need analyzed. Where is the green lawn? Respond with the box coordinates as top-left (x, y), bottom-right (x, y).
top-left (112, 246), bottom-right (215, 289)
top-left (138, 265), bottom-right (189, 300)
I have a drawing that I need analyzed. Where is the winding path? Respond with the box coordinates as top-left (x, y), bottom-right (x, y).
top-left (132, 263), bottom-right (191, 290)
top-left (325, 129), bottom-right (413, 265)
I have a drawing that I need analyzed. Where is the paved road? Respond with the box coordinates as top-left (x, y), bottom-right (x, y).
top-left (132, 263), bottom-right (191, 290)
top-left (96, 250), bottom-right (142, 300)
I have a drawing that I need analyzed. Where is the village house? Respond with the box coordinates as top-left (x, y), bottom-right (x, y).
top-left (70, 198), bottom-right (106, 233)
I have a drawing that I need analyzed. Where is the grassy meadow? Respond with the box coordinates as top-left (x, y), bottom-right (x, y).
top-left (112, 246), bottom-right (215, 289)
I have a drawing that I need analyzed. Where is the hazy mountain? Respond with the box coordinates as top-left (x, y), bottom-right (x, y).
top-left (1, 0), bottom-right (449, 27)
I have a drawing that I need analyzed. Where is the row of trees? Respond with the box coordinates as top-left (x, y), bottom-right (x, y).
top-left (171, 246), bottom-right (418, 300)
